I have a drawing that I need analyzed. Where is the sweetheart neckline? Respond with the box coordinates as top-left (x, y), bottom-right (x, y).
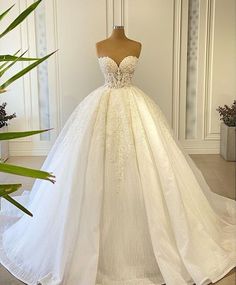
top-left (97, 55), bottom-right (139, 68)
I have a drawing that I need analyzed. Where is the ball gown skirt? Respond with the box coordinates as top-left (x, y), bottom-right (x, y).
top-left (0, 55), bottom-right (235, 285)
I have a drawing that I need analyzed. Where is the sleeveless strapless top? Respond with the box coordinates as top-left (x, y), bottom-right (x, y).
top-left (98, 55), bottom-right (139, 88)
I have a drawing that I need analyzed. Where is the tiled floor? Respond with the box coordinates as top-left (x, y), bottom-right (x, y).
top-left (0, 155), bottom-right (235, 285)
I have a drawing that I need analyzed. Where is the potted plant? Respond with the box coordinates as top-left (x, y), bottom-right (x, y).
top-left (0, 102), bottom-right (16, 162)
top-left (216, 100), bottom-right (236, 161)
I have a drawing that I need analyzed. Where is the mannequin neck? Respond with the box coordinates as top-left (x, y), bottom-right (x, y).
top-left (109, 26), bottom-right (127, 40)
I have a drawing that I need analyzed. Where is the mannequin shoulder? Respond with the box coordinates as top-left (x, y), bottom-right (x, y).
top-left (96, 39), bottom-right (107, 47)
top-left (96, 39), bottom-right (110, 50)
top-left (95, 39), bottom-right (109, 56)
top-left (128, 39), bottom-right (142, 55)
top-left (130, 39), bottom-right (142, 47)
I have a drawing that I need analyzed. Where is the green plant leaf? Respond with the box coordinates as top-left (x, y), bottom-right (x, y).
top-left (0, 50), bottom-right (28, 77)
top-left (0, 183), bottom-right (22, 196)
top-left (0, 51), bottom-right (56, 90)
top-left (3, 194), bottom-right (33, 217)
top-left (0, 128), bottom-right (54, 140)
top-left (0, 4), bottom-right (15, 22)
top-left (0, 128), bottom-right (53, 141)
top-left (0, 54), bottom-right (38, 62)
top-left (0, 50), bottom-right (20, 70)
top-left (0, 0), bottom-right (42, 39)
top-left (0, 163), bottom-right (56, 183)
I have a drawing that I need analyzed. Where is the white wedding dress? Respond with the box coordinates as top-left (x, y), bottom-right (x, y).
top-left (0, 55), bottom-right (235, 285)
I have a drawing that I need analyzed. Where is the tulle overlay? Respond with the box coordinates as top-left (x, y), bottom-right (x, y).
top-left (0, 85), bottom-right (235, 285)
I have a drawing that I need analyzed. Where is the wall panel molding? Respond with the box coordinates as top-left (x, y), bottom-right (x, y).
top-left (15, 0), bottom-right (32, 143)
top-left (177, 0), bottom-right (235, 153)
top-left (172, 0), bottom-right (185, 138)
top-left (203, 0), bottom-right (219, 141)
top-left (178, 0), bottom-right (189, 141)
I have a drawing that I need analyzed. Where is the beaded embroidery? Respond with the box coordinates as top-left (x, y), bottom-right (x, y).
top-left (98, 56), bottom-right (139, 88)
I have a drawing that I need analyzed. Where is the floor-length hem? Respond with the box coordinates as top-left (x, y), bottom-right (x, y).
top-left (210, 261), bottom-right (236, 284)
top-left (0, 232), bottom-right (38, 285)
top-left (0, 229), bottom-right (235, 285)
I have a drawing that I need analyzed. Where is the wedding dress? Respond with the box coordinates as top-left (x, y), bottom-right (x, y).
top-left (0, 55), bottom-right (235, 285)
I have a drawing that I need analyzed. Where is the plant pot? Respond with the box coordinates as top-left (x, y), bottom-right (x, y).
top-left (220, 122), bottom-right (236, 161)
top-left (0, 125), bottom-right (9, 162)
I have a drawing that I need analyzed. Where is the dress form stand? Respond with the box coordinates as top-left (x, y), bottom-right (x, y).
top-left (96, 26), bottom-right (142, 65)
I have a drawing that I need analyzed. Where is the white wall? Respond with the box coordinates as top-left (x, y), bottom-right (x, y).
top-left (126, 0), bottom-right (175, 123)
top-left (1, 0), bottom-right (235, 155)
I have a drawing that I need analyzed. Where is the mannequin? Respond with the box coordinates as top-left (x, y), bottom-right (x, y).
top-left (96, 25), bottom-right (142, 65)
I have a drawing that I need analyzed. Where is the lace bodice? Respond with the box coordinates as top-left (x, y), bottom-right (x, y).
top-left (98, 55), bottom-right (139, 88)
